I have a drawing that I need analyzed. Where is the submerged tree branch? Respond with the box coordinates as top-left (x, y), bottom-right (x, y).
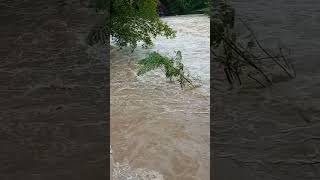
top-left (211, 0), bottom-right (296, 89)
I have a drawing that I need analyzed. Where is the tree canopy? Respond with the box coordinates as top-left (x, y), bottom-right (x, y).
top-left (89, 0), bottom-right (176, 50)
top-left (89, 0), bottom-right (209, 50)
top-left (111, 0), bottom-right (176, 50)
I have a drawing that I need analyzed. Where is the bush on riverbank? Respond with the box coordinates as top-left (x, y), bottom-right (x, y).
top-left (159, 0), bottom-right (208, 15)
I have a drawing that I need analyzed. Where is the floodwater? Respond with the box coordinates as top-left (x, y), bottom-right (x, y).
top-left (111, 15), bottom-right (210, 180)
top-left (213, 1), bottom-right (320, 179)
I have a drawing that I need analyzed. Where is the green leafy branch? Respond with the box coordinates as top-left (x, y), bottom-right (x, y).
top-left (88, 0), bottom-right (176, 51)
top-left (137, 51), bottom-right (199, 89)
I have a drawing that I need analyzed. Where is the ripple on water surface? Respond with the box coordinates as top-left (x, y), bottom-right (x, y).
top-left (111, 15), bottom-right (210, 180)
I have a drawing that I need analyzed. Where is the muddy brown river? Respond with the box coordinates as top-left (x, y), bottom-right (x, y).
top-left (110, 15), bottom-right (210, 180)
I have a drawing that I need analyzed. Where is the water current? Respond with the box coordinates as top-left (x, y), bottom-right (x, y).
top-left (111, 14), bottom-right (210, 180)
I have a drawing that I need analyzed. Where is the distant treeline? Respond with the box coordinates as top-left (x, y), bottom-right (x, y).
top-left (158, 0), bottom-right (208, 16)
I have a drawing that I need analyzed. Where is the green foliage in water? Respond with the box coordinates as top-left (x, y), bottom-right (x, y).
top-left (137, 51), bottom-right (183, 79)
top-left (88, 0), bottom-right (176, 51)
top-left (137, 51), bottom-right (197, 89)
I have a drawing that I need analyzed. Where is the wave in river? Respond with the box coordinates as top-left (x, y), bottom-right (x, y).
top-left (111, 14), bottom-right (210, 180)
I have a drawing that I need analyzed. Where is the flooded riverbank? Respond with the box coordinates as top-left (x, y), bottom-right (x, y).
top-left (111, 15), bottom-right (210, 180)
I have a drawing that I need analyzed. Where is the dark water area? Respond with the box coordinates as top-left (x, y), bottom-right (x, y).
top-left (213, 1), bottom-right (320, 179)
top-left (0, 1), bottom-right (108, 180)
